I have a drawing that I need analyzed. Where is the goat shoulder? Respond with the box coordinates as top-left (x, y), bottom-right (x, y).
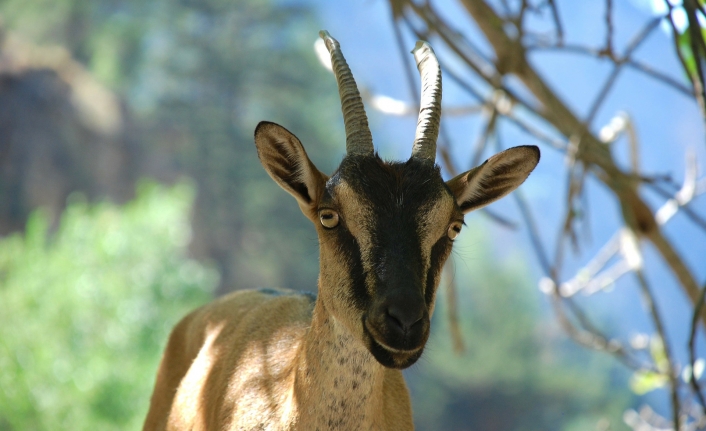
top-left (143, 289), bottom-right (315, 431)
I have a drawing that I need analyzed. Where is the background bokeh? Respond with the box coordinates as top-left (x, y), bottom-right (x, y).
top-left (0, 1), bottom-right (704, 430)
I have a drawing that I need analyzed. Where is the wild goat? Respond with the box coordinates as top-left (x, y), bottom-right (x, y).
top-left (143, 30), bottom-right (539, 431)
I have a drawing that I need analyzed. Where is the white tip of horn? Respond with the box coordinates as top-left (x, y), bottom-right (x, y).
top-left (412, 40), bottom-right (434, 68)
top-left (411, 40), bottom-right (426, 54)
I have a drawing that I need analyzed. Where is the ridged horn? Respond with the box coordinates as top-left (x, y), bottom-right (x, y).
top-left (411, 41), bottom-right (441, 162)
top-left (319, 30), bottom-right (374, 156)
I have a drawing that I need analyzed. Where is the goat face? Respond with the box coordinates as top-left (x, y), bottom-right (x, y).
top-left (316, 155), bottom-right (460, 369)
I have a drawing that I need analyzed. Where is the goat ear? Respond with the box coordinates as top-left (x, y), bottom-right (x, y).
top-left (254, 121), bottom-right (328, 219)
top-left (446, 145), bottom-right (539, 214)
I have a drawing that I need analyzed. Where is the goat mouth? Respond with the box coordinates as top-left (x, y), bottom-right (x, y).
top-left (363, 320), bottom-right (426, 369)
top-left (363, 316), bottom-right (428, 350)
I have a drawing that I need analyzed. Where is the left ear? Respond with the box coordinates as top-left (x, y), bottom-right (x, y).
top-left (446, 145), bottom-right (540, 214)
top-left (254, 121), bottom-right (329, 221)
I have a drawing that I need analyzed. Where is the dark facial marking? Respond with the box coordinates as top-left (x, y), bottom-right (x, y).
top-left (322, 155), bottom-right (460, 369)
top-left (335, 155), bottom-right (450, 292)
top-left (329, 223), bottom-right (370, 311)
top-left (425, 236), bottom-right (453, 306)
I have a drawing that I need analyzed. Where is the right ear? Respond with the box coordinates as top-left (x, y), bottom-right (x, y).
top-left (446, 145), bottom-right (540, 214)
top-left (254, 121), bottom-right (328, 220)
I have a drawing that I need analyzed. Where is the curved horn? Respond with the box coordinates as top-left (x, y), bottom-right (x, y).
top-left (411, 41), bottom-right (441, 162)
top-left (319, 30), bottom-right (374, 156)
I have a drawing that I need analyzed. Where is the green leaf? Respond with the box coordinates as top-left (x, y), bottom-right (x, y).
top-left (630, 370), bottom-right (668, 395)
top-left (650, 335), bottom-right (669, 373)
top-left (678, 29), bottom-right (698, 79)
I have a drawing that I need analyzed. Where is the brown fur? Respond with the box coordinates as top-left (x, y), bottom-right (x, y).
top-left (143, 289), bottom-right (413, 430)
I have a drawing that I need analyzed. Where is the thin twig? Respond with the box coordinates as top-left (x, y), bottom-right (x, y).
top-left (546, 0), bottom-right (564, 45)
top-left (436, 128), bottom-right (466, 355)
top-left (470, 106), bottom-right (498, 167)
top-left (604, 0), bottom-right (614, 58)
top-left (688, 282), bottom-right (706, 417)
top-left (443, 261), bottom-right (465, 354)
top-left (624, 60), bottom-right (694, 97)
top-left (438, 126), bottom-right (519, 228)
top-left (442, 64), bottom-right (568, 151)
top-left (528, 44), bottom-right (693, 96)
top-left (498, 0), bottom-right (511, 17)
top-left (391, 13), bottom-right (419, 103)
top-left (407, 2), bottom-right (498, 81)
top-left (587, 17), bottom-right (662, 125)
top-left (586, 64), bottom-right (621, 126)
top-left (513, 189), bottom-right (553, 276)
top-left (635, 269), bottom-right (681, 431)
top-left (624, 16), bottom-right (662, 57)
top-left (647, 182), bottom-right (706, 232)
top-left (491, 130), bottom-right (552, 274)
top-left (517, 0), bottom-right (530, 38)
top-left (548, 292), bottom-right (651, 372)
top-left (554, 135), bottom-right (584, 256)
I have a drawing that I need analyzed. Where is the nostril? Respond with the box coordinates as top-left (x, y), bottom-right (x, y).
top-left (386, 310), bottom-right (404, 330)
top-left (386, 305), bottom-right (423, 333)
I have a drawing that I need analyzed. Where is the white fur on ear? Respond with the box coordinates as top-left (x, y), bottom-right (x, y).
top-left (446, 145), bottom-right (539, 213)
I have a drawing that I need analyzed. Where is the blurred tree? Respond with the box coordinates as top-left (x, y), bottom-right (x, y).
top-left (0, 32), bottom-right (143, 236)
top-left (0, 0), bottom-right (343, 293)
top-left (0, 182), bottom-right (217, 430)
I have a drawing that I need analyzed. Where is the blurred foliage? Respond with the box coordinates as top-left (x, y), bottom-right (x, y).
top-left (408, 222), bottom-right (631, 431)
top-left (629, 336), bottom-right (669, 395)
top-left (0, 182), bottom-right (217, 430)
top-left (0, 0), bottom-right (343, 292)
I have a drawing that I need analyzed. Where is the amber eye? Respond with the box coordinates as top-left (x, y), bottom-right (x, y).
top-left (447, 222), bottom-right (462, 240)
top-left (319, 209), bottom-right (340, 229)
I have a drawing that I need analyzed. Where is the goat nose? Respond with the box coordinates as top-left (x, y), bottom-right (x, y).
top-left (386, 304), bottom-right (424, 333)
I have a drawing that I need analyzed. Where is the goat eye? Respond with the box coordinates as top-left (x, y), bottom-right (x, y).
top-left (447, 222), bottom-right (462, 240)
top-left (319, 210), bottom-right (340, 229)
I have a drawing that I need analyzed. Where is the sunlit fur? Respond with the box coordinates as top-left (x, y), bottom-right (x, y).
top-left (142, 122), bottom-right (539, 430)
